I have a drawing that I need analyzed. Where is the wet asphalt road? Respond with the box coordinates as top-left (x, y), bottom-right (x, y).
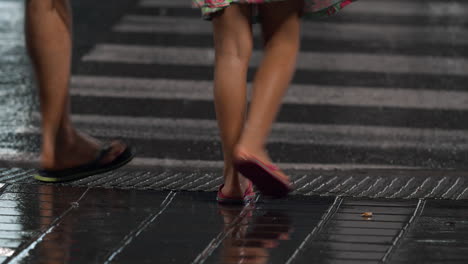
top-left (1, 0), bottom-right (468, 171)
top-left (1, 0), bottom-right (468, 263)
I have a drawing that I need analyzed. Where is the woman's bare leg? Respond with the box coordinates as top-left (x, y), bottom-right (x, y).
top-left (25, 0), bottom-right (125, 170)
top-left (212, 4), bottom-right (253, 197)
top-left (235, 0), bottom-right (302, 173)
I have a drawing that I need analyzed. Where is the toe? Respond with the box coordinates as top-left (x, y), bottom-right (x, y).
top-left (100, 141), bottom-right (127, 164)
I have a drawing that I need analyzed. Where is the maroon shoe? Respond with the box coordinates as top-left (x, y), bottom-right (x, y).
top-left (217, 182), bottom-right (256, 205)
top-left (234, 154), bottom-right (293, 198)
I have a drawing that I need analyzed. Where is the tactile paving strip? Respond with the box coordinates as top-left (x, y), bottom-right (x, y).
top-left (1, 168), bottom-right (468, 200)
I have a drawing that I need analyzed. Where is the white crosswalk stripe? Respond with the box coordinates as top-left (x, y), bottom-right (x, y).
top-left (71, 76), bottom-right (468, 110)
top-left (26, 113), bottom-right (468, 151)
top-left (83, 44), bottom-right (468, 75)
top-left (114, 15), bottom-right (468, 45)
top-left (0, 149), bottom-right (418, 170)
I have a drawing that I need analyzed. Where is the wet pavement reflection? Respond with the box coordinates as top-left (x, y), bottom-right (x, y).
top-left (215, 205), bottom-right (292, 264)
top-left (0, 183), bottom-right (464, 263)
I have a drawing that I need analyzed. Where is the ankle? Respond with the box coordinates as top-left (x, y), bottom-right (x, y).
top-left (233, 144), bottom-right (265, 159)
top-left (224, 170), bottom-right (240, 188)
top-left (40, 151), bottom-right (55, 169)
top-left (237, 125), bottom-right (267, 152)
top-left (223, 166), bottom-right (249, 189)
top-left (56, 126), bottom-right (77, 146)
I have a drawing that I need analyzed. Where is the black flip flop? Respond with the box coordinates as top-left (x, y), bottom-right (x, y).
top-left (33, 145), bottom-right (135, 183)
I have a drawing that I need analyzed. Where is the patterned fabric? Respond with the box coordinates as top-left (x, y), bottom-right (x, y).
top-left (192, 0), bottom-right (356, 20)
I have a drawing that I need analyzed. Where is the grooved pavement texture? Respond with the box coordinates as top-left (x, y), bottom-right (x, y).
top-left (1, 167), bottom-right (468, 200)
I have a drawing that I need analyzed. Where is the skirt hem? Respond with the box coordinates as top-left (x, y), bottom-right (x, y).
top-left (193, 0), bottom-right (356, 20)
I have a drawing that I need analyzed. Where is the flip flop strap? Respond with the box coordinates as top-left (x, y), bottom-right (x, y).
top-left (38, 145), bottom-right (112, 177)
top-left (92, 145), bottom-right (113, 165)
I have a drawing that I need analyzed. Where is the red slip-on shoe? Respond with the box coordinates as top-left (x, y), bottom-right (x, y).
top-left (234, 154), bottom-right (293, 198)
top-left (217, 182), bottom-right (256, 205)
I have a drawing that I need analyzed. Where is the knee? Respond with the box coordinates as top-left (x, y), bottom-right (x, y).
top-left (239, 39), bottom-right (254, 62)
top-left (215, 38), bottom-right (253, 65)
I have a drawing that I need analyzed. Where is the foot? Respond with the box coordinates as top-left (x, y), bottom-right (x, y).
top-left (41, 130), bottom-right (127, 171)
top-left (220, 170), bottom-right (252, 199)
top-left (233, 145), bottom-right (290, 182)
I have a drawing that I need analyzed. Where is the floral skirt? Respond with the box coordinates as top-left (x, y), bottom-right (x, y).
top-left (192, 0), bottom-right (356, 20)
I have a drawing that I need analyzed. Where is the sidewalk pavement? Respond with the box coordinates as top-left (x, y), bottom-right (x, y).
top-left (0, 183), bottom-right (466, 264)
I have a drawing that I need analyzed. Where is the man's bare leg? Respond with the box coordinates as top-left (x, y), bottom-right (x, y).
top-left (25, 0), bottom-right (125, 170)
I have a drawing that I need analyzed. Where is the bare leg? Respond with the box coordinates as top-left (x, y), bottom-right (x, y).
top-left (212, 4), bottom-right (253, 198)
top-left (235, 0), bottom-right (302, 176)
top-left (25, 0), bottom-right (125, 170)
